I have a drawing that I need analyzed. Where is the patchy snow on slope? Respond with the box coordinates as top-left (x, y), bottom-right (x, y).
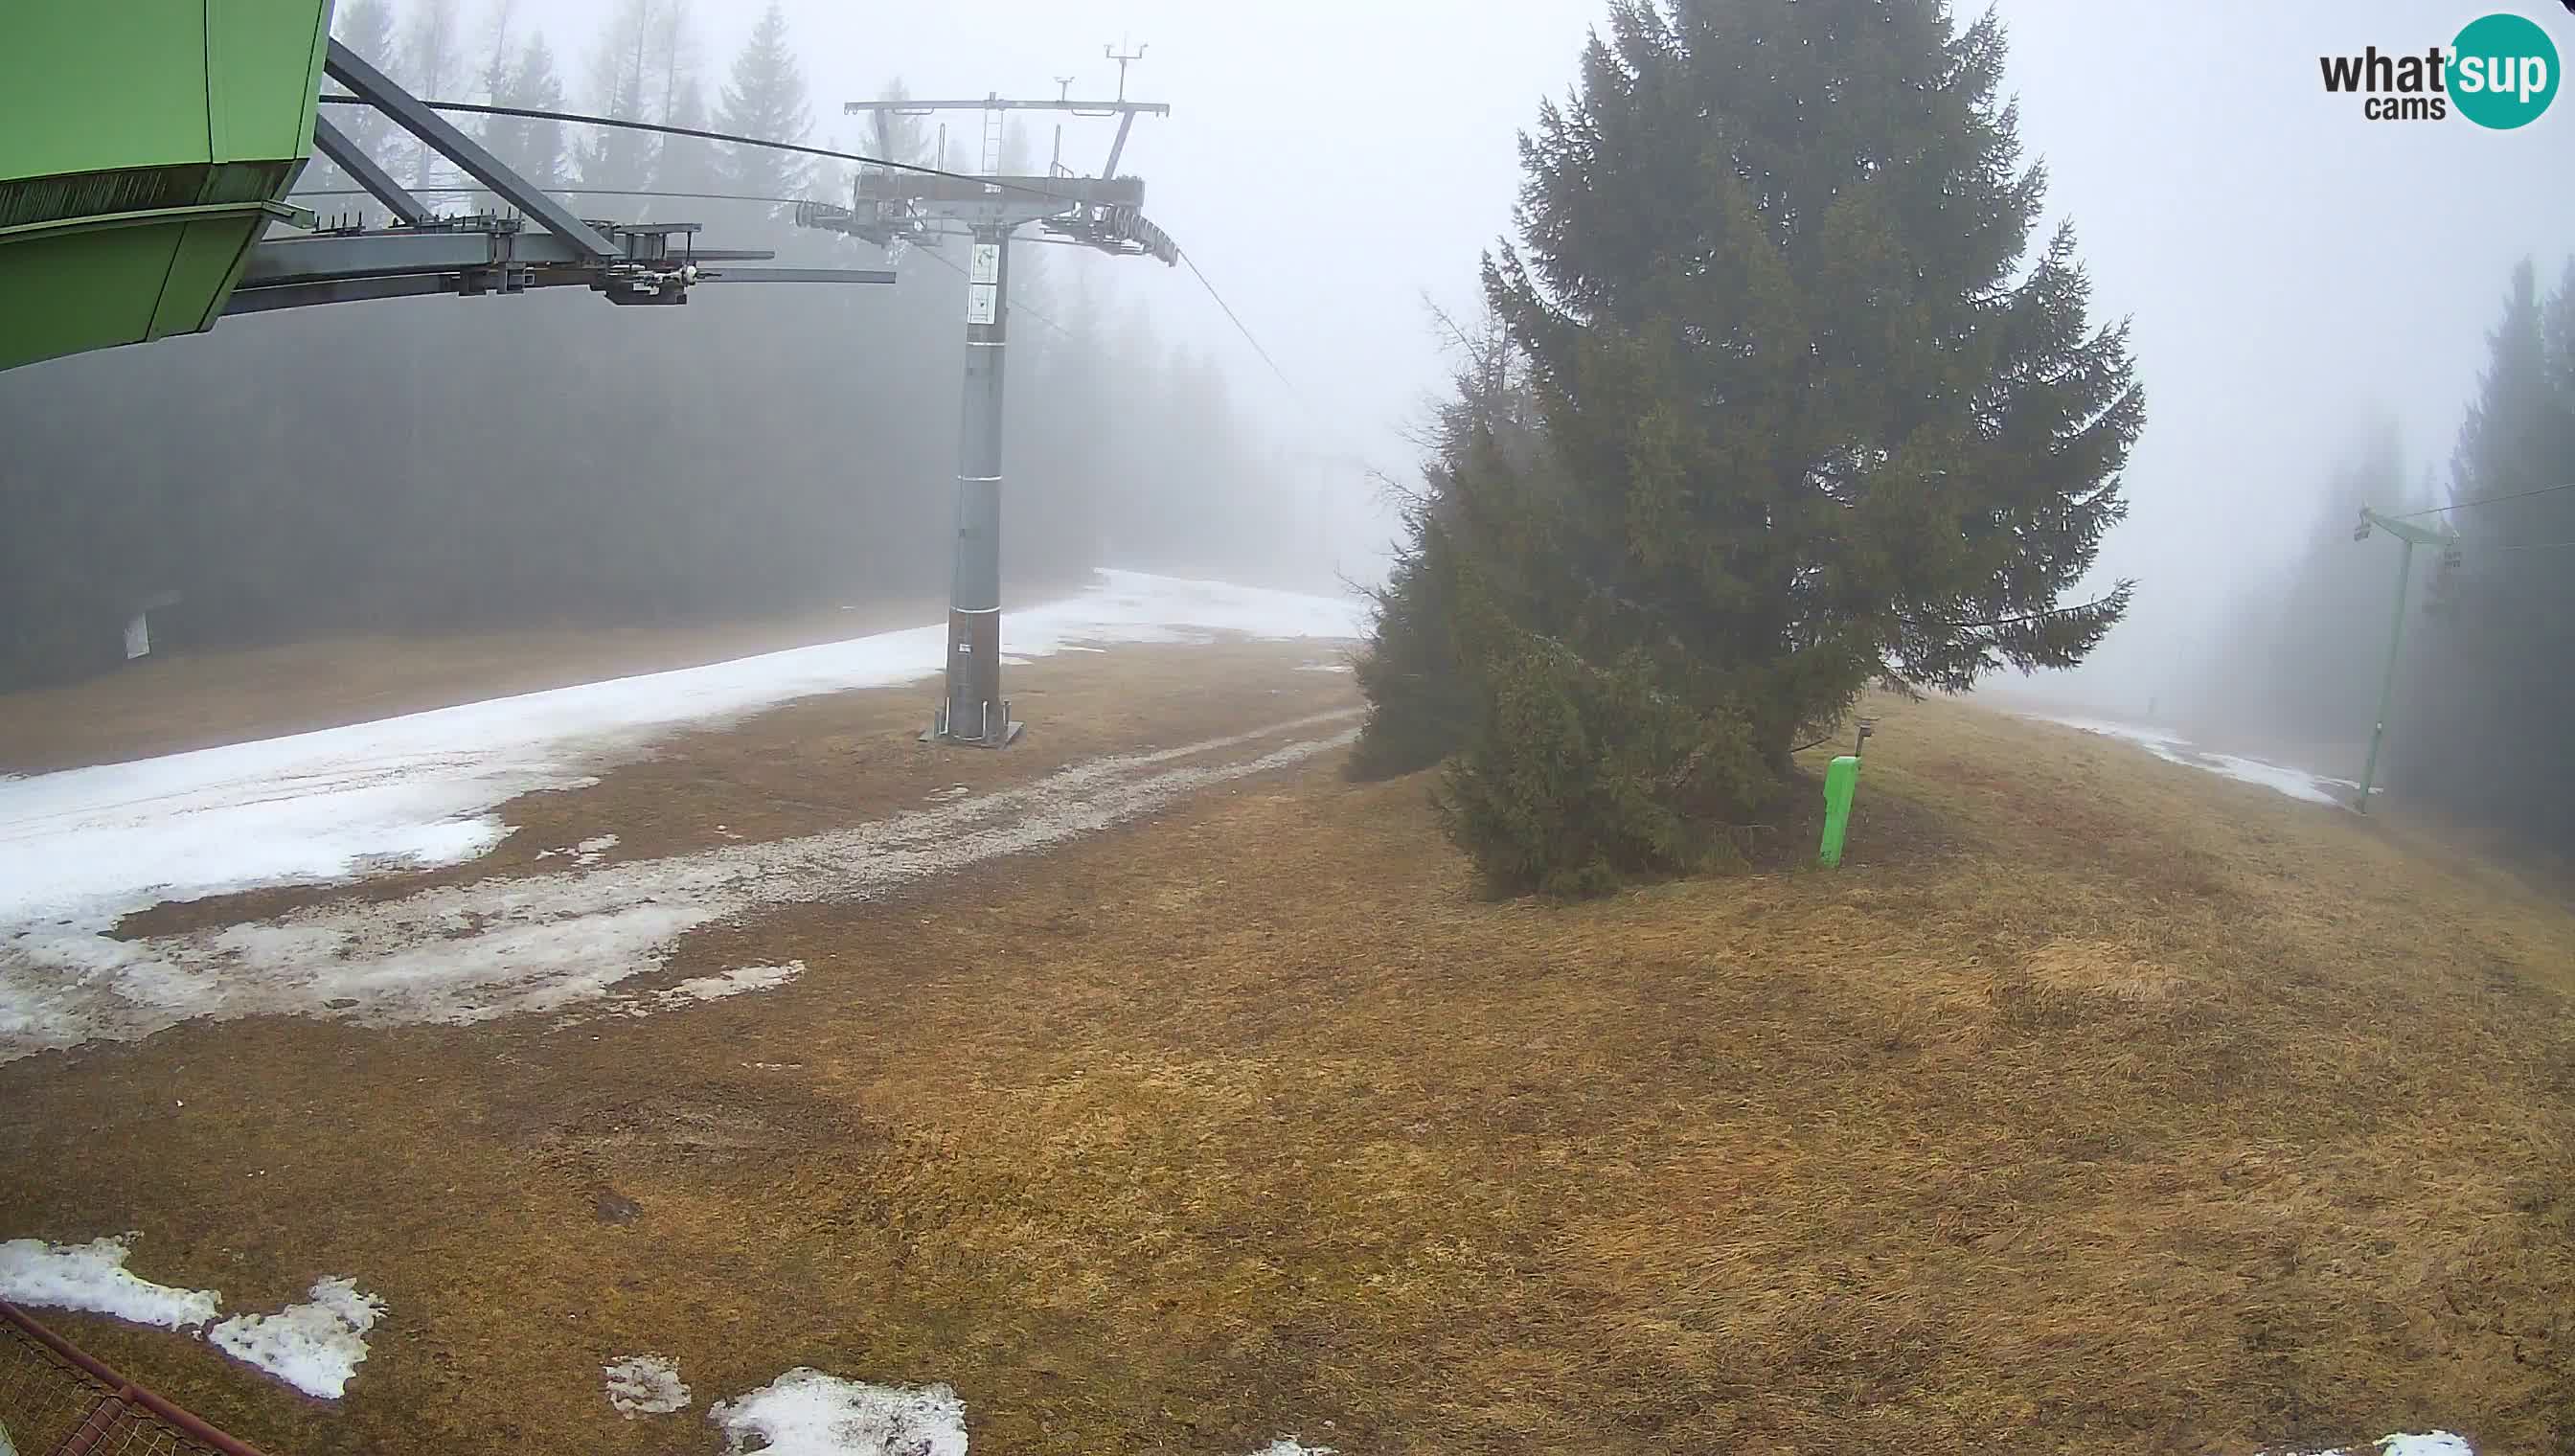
top-left (3, 713), bottom-right (1357, 1059)
top-left (2278, 1433), bottom-right (2473, 1456)
top-left (2029, 716), bottom-right (2359, 808)
top-left (0, 570), bottom-right (1364, 942)
top-left (658, 963), bottom-right (801, 1008)
top-left (536, 834), bottom-right (620, 867)
top-left (708, 1369), bottom-right (967, 1456)
top-left (604, 1354), bottom-right (693, 1417)
top-left (0, 1235), bottom-right (218, 1330)
top-left (207, 1277), bottom-right (384, 1399)
top-left (1241, 1440), bottom-right (1337, 1455)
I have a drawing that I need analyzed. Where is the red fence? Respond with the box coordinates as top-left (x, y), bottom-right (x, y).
top-left (0, 1301), bottom-right (271, 1456)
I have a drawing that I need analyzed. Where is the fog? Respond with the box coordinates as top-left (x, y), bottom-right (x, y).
top-left (6, 0), bottom-right (2571, 717)
top-left (718, 0), bottom-right (2575, 706)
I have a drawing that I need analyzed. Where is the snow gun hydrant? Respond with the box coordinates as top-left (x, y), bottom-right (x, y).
top-left (1817, 717), bottom-right (1876, 868)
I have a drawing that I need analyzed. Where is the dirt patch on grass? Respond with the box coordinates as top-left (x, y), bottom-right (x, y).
top-left (6, 691), bottom-right (2575, 1455)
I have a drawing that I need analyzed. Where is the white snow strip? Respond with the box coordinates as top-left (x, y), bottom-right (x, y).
top-left (657, 962), bottom-right (801, 1008)
top-left (538, 834), bottom-right (621, 867)
top-left (2, 713), bottom-right (1358, 1058)
top-left (0, 570), bottom-right (1364, 944)
top-left (0, 1235), bottom-right (218, 1330)
top-left (605, 1354), bottom-right (693, 1417)
top-left (1242, 1441), bottom-right (1337, 1455)
top-left (2028, 716), bottom-right (2359, 808)
top-left (709, 1369), bottom-right (967, 1456)
top-left (207, 1277), bottom-right (384, 1399)
top-left (2279, 1434), bottom-right (2473, 1456)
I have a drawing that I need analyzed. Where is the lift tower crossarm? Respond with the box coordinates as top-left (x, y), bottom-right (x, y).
top-left (2359, 507), bottom-right (2450, 549)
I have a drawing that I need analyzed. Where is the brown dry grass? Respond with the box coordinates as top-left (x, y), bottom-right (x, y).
top-left (5, 674), bottom-right (2574, 1456)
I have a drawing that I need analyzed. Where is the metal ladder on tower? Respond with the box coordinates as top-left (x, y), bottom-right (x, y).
top-left (978, 100), bottom-right (1006, 191)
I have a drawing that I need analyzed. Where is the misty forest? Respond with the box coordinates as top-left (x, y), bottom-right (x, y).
top-left (2176, 257), bottom-right (2575, 857)
top-left (7, 3), bottom-right (2575, 1453)
top-left (2, 0), bottom-right (1304, 689)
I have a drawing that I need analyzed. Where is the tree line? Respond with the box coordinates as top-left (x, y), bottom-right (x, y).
top-left (0, 0), bottom-right (1303, 689)
top-left (2182, 258), bottom-right (2575, 856)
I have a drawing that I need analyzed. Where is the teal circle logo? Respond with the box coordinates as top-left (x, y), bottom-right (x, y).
top-left (2451, 11), bottom-right (2559, 128)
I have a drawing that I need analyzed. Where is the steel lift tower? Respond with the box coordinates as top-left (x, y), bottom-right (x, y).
top-left (801, 56), bottom-right (1176, 746)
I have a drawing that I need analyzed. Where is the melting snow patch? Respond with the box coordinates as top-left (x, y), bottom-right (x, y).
top-left (0, 570), bottom-right (1362, 959)
top-left (709, 1370), bottom-right (968, 1456)
top-left (0, 1234), bottom-right (218, 1330)
top-left (2029, 716), bottom-right (2358, 808)
top-left (4, 708), bottom-right (1357, 1059)
top-left (605, 1354), bottom-right (692, 1417)
top-left (1242, 1441), bottom-right (1336, 1455)
top-left (207, 1277), bottom-right (384, 1399)
top-left (538, 834), bottom-right (621, 867)
top-left (656, 963), bottom-right (802, 1009)
top-left (1295, 661), bottom-right (1353, 673)
top-left (2278, 1435), bottom-right (2473, 1456)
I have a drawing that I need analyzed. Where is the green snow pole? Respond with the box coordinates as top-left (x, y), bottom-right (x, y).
top-left (1818, 755), bottom-right (1860, 868)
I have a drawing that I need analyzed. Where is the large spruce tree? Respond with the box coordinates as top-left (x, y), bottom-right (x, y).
top-left (1372, 0), bottom-right (2145, 894)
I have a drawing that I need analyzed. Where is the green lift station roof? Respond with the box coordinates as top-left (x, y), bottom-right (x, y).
top-left (1, 2), bottom-right (334, 373)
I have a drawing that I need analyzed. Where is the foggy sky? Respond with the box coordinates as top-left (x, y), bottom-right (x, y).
top-left (488, 0), bottom-right (2573, 702)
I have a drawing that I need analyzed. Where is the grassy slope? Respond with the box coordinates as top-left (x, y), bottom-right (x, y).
top-left (4, 681), bottom-right (2572, 1455)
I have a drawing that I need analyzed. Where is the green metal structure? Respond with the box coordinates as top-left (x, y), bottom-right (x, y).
top-left (1818, 755), bottom-right (1860, 868)
top-left (2351, 506), bottom-right (2456, 813)
top-left (0, 3), bottom-right (332, 373)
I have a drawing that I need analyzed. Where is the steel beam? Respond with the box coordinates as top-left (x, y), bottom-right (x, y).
top-left (705, 267), bottom-right (899, 284)
top-left (310, 115), bottom-right (434, 227)
top-left (844, 99), bottom-right (1169, 116)
top-left (856, 173), bottom-right (1141, 209)
top-left (223, 274), bottom-right (455, 314)
top-left (1102, 111), bottom-right (1138, 178)
top-left (322, 40), bottom-right (621, 261)
top-left (240, 229), bottom-right (557, 283)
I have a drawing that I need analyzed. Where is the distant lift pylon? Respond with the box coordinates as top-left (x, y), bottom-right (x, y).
top-left (798, 70), bottom-right (1176, 747)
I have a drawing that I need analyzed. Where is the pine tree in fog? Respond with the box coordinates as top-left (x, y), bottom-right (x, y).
top-left (399, 0), bottom-right (464, 187)
top-left (318, 0), bottom-right (402, 212)
top-left (713, 4), bottom-right (812, 204)
top-left (486, 33), bottom-right (567, 189)
top-left (581, 0), bottom-right (663, 191)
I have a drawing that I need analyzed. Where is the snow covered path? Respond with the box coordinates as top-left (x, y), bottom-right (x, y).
top-left (2025, 715), bottom-right (2364, 808)
top-left (0, 572), bottom-right (1365, 1060)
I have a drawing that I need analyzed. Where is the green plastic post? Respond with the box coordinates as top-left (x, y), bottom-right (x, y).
top-left (1819, 755), bottom-right (1860, 868)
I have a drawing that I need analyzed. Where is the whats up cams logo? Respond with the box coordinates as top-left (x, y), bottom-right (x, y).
top-left (2318, 9), bottom-right (2563, 126)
